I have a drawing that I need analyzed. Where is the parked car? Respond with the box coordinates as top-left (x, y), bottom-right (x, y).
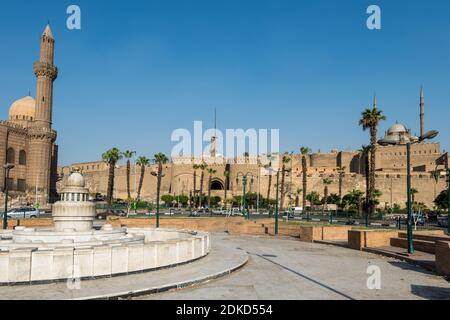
top-left (96, 209), bottom-right (127, 220)
top-left (7, 207), bottom-right (41, 219)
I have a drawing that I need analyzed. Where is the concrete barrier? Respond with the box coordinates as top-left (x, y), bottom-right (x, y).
top-left (435, 241), bottom-right (450, 277)
top-left (348, 229), bottom-right (399, 250)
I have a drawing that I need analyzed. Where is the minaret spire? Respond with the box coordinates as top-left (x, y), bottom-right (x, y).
top-left (373, 94), bottom-right (377, 110)
top-left (420, 86), bottom-right (425, 137)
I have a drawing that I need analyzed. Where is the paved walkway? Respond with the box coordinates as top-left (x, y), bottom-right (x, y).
top-left (138, 234), bottom-right (450, 300)
top-left (1, 233), bottom-right (449, 300)
top-left (0, 235), bottom-right (248, 300)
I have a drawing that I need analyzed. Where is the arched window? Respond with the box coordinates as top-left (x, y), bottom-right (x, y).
top-left (211, 180), bottom-right (224, 191)
top-left (6, 148), bottom-right (15, 164)
top-left (19, 150), bottom-right (26, 165)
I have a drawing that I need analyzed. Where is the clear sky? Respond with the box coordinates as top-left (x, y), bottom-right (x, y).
top-left (0, 0), bottom-right (449, 165)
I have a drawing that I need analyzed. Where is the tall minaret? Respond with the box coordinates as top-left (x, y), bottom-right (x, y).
top-left (420, 87), bottom-right (425, 137)
top-left (27, 24), bottom-right (58, 205)
top-left (34, 24), bottom-right (58, 128)
top-left (373, 94), bottom-right (377, 110)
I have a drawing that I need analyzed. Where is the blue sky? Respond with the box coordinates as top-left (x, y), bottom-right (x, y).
top-left (0, 0), bottom-right (449, 165)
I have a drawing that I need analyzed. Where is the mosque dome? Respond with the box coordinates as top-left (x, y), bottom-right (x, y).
top-left (66, 171), bottom-right (85, 188)
top-left (387, 123), bottom-right (407, 135)
top-left (9, 96), bottom-right (36, 121)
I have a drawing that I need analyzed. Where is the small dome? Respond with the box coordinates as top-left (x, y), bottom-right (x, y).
top-left (9, 96), bottom-right (36, 121)
top-left (66, 172), bottom-right (85, 188)
top-left (387, 123), bottom-right (407, 134)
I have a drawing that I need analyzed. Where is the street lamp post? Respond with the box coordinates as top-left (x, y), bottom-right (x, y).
top-left (236, 172), bottom-right (255, 220)
top-left (3, 163), bottom-right (15, 230)
top-left (151, 170), bottom-right (165, 228)
top-left (274, 169), bottom-right (280, 235)
top-left (379, 129), bottom-right (439, 255)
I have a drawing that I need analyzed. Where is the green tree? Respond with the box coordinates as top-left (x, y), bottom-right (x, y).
top-left (300, 147), bottom-right (312, 210)
top-left (306, 191), bottom-right (321, 207)
top-left (102, 148), bottom-right (122, 206)
top-left (121, 150), bottom-right (136, 201)
top-left (359, 99), bottom-right (386, 215)
top-left (161, 194), bottom-right (174, 206)
top-left (342, 189), bottom-right (365, 215)
top-left (434, 189), bottom-right (448, 210)
top-left (136, 156), bottom-right (150, 201)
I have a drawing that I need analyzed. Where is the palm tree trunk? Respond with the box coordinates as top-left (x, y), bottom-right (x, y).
top-left (208, 175), bottom-right (212, 210)
top-left (266, 174), bottom-right (272, 206)
top-left (295, 195), bottom-right (299, 207)
top-left (107, 160), bottom-right (116, 206)
top-left (193, 171), bottom-right (197, 207)
top-left (280, 165), bottom-right (286, 211)
top-left (137, 164), bottom-right (145, 201)
top-left (302, 156), bottom-right (307, 210)
top-left (323, 186), bottom-right (328, 214)
top-left (126, 160), bottom-right (131, 200)
top-left (224, 186), bottom-right (227, 210)
top-left (369, 127), bottom-right (378, 216)
top-left (199, 171), bottom-right (204, 208)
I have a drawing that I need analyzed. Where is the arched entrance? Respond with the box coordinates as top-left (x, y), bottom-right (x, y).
top-left (210, 179), bottom-right (224, 190)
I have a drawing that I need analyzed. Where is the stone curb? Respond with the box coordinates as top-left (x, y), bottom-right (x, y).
top-left (70, 253), bottom-right (249, 300)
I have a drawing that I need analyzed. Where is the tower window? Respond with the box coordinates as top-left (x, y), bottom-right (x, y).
top-left (6, 148), bottom-right (15, 164)
top-left (19, 150), bottom-right (26, 165)
top-left (17, 179), bottom-right (26, 192)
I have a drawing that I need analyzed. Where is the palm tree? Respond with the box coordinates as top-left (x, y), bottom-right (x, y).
top-left (197, 162), bottom-right (208, 208)
top-left (136, 156), bottom-right (150, 201)
top-left (358, 145), bottom-right (372, 214)
top-left (280, 153), bottom-right (292, 211)
top-left (264, 154), bottom-right (275, 206)
top-left (295, 188), bottom-right (302, 207)
top-left (322, 177), bottom-right (333, 213)
top-left (337, 166), bottom-right (346, 202)
top-left (300, 147), bottom-right (311, 211)
top-left (153, 153), bottom-right (168, 227)
top-left (207, 168), bottom-right (217, 210)
top-left (359, 97), bottom-right (386, 215)
top-left (102, 148), bottom-right (122, 206)
top-left (223, 169), bottom-right (230, 209)
top-left (121, 150), bottom-right (136, 201)
top-left (192, 164), bottom-right (199, 207)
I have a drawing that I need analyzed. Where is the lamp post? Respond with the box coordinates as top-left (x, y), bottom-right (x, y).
top-left (236, 172), bottom-right (255, 220)
top-left (274, 169), bottom-right (280, 235)
top-left (151, 170), bottom-right (165, 228)
top-left (379, 129), bottom-right (439, 254)
top-left (3, 163), bottom-right (15, 230)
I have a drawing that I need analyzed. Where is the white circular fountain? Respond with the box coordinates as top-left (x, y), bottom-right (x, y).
top-left (0, 169), bottom-right (210, 284)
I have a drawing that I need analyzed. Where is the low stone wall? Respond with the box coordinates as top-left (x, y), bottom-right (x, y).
top-left (435, 241), bottom-right (450, 277)
top-left (0, 228), bottom-right (210, 285)
top-left (390, 237), bottom-right (436, 254)
top-left (348, 230), bottom-right (399, 250)
top-left (110, 217), bottom-right (246, 232)
top-left (264, 224), bottom-right (351, 242)
top-left (8, 219), bottom-right (54, 229)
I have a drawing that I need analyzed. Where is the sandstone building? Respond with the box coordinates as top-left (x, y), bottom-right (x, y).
top-left (1, 25), bottom-right (58, 205)
top-left (60, 89), bottom-right (448, 210)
